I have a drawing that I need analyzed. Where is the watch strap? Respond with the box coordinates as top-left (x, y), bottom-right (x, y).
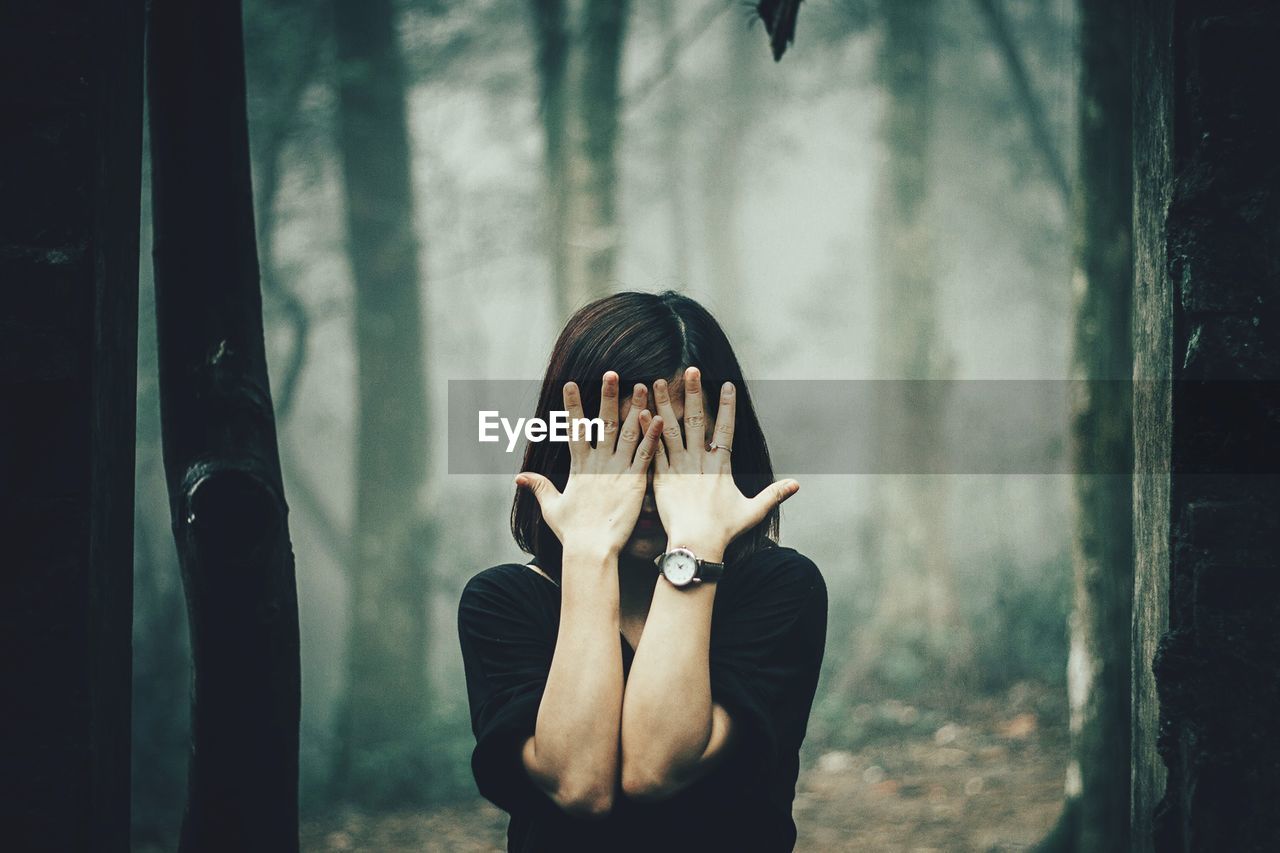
top-left (695, 558), bottom-right (725, 582)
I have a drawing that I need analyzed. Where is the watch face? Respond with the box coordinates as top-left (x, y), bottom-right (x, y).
top-left (662, 549), bottom-right (698, 586)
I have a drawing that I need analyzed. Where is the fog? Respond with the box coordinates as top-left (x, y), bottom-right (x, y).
top-left (133, 1), bottom-right (1080, 847)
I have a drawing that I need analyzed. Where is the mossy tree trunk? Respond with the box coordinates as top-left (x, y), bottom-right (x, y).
top-left (1133, 1), bottom-right (1280, 850)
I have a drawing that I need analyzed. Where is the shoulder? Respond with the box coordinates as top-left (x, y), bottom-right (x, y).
top-left (718, 545), bottom-right (826, 613)
top-left (458, 562), bottom-right (552, 618)
top-left (730, 544), bottom-right (825, 594)
top-left (462, 561), bottom-right (535, 595)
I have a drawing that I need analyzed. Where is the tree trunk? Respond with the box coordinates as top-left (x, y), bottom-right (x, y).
top-left (1129, 0), bottom-right (1173, 847)
top-left (656, 0), bottom-right (691, 286)
top-left (332, 0), bottom-right (433, 807)
top-left (1052, 1), bottom-right (1133, 850)
top-left (529, 0), bottom-right (630, 318)
top-left (245, 0), bottom-right (326, 423)
top-left (863, 0), bottom-right (959, 690)
top-left (702, 15), bottom-right (755, 329)
top-left (1132, 1), bottom-right (1280, 850)
top-left (147, 0), bottom-right (301, 848)
top-left (0, 1), bottom-right (144, 848)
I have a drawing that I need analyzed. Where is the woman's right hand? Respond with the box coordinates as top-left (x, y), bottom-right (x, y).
top-left (515, 372), bottom-right (663, 558)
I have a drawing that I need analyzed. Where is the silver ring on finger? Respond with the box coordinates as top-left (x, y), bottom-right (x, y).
top-left (708, 442), bottom-right (733, 454)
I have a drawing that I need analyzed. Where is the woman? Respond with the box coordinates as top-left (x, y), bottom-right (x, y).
top-left (458, 291), bottom-right (827, 852)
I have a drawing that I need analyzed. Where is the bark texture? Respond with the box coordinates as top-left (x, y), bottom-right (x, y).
top-left (1133, 1), bottom-right (1280, 849)
top-left (148, 0), bottom-right (301, 848)
top-left (1130, 0), bottom-right (1173, 847)
top-left (0, 2), bottom-right (144, 848)
top-left (332, 0), bottom-right (433, 806)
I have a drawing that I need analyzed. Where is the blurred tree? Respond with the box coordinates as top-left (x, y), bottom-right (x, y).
top-left (656, 0), bottom-right (691, 286)
top-left (1, 1), bottom-right (143, 847)
top-left (862, 0), bottom-right (963, 690)
top-left (528, 0), bottom-right (631, 318)
top-left (702, 14), bottom-right (757, 330)
top-left (971, 0), bottom-right (1070, 207)
top-left (1039, 1), bottom-right (1133, 851)
top-left (148, 0), bottom-right (302, 847)
top-left (332, 0), bottom-right (434, 807)
top-left (245, 0), bottom-right (327, 422)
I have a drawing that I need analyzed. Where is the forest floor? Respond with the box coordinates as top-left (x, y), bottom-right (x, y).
top-left (300, 683), bottom-right (1068, 853)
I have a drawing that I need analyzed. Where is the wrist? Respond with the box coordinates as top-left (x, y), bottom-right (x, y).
top-left (663, 533), bottom-right (727, 564)
top-left (562, 541), bottom-right (621, 563)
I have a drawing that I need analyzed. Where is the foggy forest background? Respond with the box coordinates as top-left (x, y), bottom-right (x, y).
top-left (131, 0), bottom-right (1083, 848)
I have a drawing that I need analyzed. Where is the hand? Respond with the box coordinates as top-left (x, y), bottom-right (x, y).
top-left (650, 367), bottom-right (800, 562)
top-left (516, 373), bottom-right (663, 558)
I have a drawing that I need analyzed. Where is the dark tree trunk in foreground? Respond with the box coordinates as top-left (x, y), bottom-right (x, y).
top-left (148, 0), bottom-right (301, 848)
top-left (529, 0), bottom-right (630, 318)
top-left (0, 2), bottom-right (144, 848)
top-left (1133, 1), bottom-right (1280, 849)
top-left (861, 0), bottom-right (960, 689)
top-left (1044, 0), bottom-right (1133, 850)
top-left (333, 0), bottom-right (433, 806)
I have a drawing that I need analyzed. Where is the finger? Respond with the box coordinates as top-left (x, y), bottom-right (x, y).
top-left (652, 377), bottom-right (686, 461)
top-left (641, 408), bottom-right (669, 473)
top-left (710, 381), bottom-right (737, 468)
top-left (598, 371), bottom-right (620, 452)
top-left (745, 478), bottom-right (800, 525)
top-left (681, 366), bottom-right (707, 464)
top-left (514, 472), bottom-right (562, 511)
top-left (631, 412), bottom-right (662, 473)
top-left (562, 381), bottom-right (589, 468)
top-left (614, 383), bottom-right (647, 463)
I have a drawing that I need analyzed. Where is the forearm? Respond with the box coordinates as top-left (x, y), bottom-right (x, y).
top-left (524, 547), bottom-right (623, 815)
top-left (620, 537), bottom-right (728, 799)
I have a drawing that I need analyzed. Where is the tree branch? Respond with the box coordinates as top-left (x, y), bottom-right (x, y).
top-left (972, 0), bottom-right (1071, 205)
top-left (622, 0), bottom-right (736, 110)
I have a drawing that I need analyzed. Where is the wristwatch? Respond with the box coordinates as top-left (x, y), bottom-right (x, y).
top-left (653, 546), bottom-right (725, 588)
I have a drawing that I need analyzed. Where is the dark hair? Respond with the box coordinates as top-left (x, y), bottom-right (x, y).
top-left (511, 290), bottom-right (780, 577)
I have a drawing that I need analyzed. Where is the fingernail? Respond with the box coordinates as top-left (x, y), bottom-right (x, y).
top-left (723, 382), bottom-right (734, 397)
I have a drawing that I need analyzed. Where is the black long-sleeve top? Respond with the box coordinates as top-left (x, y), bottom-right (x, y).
top-left (457, 544), bottom-right (828, 852)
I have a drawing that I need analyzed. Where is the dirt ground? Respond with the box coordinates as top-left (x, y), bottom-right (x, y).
top-left (301, 687), bottom-right (1068, 853)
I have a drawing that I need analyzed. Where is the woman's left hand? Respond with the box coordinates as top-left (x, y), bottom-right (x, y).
top-left (648, 367), bottom-right (800, 562)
